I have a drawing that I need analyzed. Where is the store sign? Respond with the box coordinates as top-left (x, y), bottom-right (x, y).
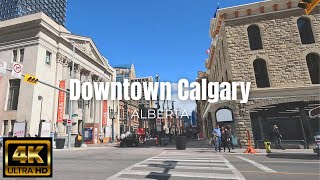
top-left (57, 80), bottom-right (65, 123)
top-left (102, 100), bottom-right (108, 126)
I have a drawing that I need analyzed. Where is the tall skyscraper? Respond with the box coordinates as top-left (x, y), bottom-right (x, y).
top-left (0, 0), bottom-right (67, 26)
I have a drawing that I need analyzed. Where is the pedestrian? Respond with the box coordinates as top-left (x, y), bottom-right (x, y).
top-left (221, 127), bottom-right (231, 153)
top-left (212, 125), bottom-right (221, 152)
top-left (226, 125), bottom-right (234, 149)
top-left (272, 125), bottom-right (285, 150)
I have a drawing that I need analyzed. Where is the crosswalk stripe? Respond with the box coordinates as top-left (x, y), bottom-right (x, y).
top-left (107, 151), bottom-right (245, 180)
top-left (147, 158), bottom-right (229, 162)
top-left (121, 170), bottom-right (240, 179)
top-left (135, 164), bottom-right (235, 170)
top-left (236, 156), bottom-right (276, 173)
top-left (140, 161), bottom-right (229, 167)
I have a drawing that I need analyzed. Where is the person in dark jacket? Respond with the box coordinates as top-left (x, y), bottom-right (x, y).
top-left (272, 125), bottom-right (285, 150)
top-left (221, 127), bottom-right (231, 152)
top-left (226, 125), bottom-right (234, 149)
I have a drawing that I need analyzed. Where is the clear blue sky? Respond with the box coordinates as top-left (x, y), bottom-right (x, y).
top-left (66, 0), bottom-right (260, 83)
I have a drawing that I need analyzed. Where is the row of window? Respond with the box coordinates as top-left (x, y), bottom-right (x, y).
top-left (253, 53), bottom-right (320, 88)
top-left (248, 17), bottom-right (315, 50)
top-left (11, 49), bottom-right (51, 64)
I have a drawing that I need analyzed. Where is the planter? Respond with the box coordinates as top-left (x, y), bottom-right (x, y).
top-left (175, 136), bottom-right (186, 150)
top-left (55, 138), bottom-right (65, 149)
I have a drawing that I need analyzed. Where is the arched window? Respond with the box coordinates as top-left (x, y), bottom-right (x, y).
top-left (216, 108), bottom-right (234, 123)
top-left (297, 18), bottom-right (315, 44)
top-left (253, 59), bottom-right (270, 88)
top-left (306, 53), bottom-right (320, 84)
top-left (247, 25), bottom-right (263, 50)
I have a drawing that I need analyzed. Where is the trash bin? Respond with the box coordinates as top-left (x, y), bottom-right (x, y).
top-left (56, 138), bottom-right (65, 149)
top-left (264, 141), bottom-right (271, 153)
top-left (175, 136), bottom-right (186, 150)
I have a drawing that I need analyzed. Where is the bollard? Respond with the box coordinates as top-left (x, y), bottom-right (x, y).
top-left (264, 140), bottom-right (271, 153)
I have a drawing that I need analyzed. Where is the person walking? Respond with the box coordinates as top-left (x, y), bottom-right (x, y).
top-left (272, 125), bottom-right (285, 150)
top-left (212, 125), bottom-right (221, 152)
top-left (226, 125), bottom-right (234, 149)
top-left (221, 127), bottom-right (231, 152)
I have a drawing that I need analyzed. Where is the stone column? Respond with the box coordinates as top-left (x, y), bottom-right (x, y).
top-left (53, 53), bottom-right (64, 134)
top-left (71, 64), bottom-right (83, 134)
top-left (57, 57), bottom-right (70, 134)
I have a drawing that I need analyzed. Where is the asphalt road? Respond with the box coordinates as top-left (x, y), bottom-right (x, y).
top-left (0, 146), bottom-right (319, 180)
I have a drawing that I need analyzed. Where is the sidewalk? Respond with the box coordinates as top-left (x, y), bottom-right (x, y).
top-left (53, 142), bottom-right (119, 151)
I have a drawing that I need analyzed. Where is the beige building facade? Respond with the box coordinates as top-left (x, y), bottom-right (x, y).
top-left (200, 0), bottom-right (320, 147)
top-left (0, 13), bottom-right (120, 143)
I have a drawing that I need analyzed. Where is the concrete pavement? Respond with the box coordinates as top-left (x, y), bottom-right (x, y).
top-left (0, 141), bottom-right (319, 180)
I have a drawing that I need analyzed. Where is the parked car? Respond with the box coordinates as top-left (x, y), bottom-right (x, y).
top-left (120, 132), bottom-right (139, 147)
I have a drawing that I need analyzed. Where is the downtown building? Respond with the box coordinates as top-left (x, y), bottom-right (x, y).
top-left (0, 0), bottom-right (67, 26)
top-left (0, 13), bottom-right (120, 144)
top-left (198, 0), bottom-right (320, 148)
top-left (115, 64), bottom-right (155, 134)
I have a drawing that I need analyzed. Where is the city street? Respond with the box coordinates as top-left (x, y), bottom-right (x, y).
top-left (0, 144), bottom-right (319, 180)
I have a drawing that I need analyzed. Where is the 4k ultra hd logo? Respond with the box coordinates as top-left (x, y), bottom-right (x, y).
top-left (3, 138), bottom-right (52, 177)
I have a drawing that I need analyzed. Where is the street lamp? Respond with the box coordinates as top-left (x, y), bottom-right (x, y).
top-left (109, 105), bottom-right (118, 143)
top-left (38, 96), bottom-right (45, 137)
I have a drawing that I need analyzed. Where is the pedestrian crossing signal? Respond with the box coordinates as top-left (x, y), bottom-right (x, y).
top-left (298, 0), bottom-right (320, 15)
top-left (24, 74), bottom-right (38, 84)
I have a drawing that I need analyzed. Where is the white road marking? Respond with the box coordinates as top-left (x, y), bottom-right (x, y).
top-left (107, 151), bottom-right (246, 180)
top-left (121, 170), bottom-right (240, 179)
top-left (236, 156), bottom-right (277, 173)
top-left (261, 160), bottom-right (320, 164)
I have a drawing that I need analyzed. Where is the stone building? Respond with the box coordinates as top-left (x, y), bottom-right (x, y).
top-left (200, 0), bottom-right (320, 147)
top-left (0, 13), bottom-right (120, 143)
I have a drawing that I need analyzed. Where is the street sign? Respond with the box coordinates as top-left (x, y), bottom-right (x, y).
top-left (11, 63), bottom-right (23, 79)
top-left (0, 60), bottom-right (7, 74)
top-left (72, 114), bottom-right (78, 117)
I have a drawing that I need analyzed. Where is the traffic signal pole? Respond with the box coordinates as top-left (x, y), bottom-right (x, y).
top-left (298, 0), bottom-right (320, 15)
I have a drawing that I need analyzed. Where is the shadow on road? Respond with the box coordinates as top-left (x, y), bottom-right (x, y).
top-left (266, 153), bottom-right (320, 160)
top-left (145, 160), bottom-right (177, 180)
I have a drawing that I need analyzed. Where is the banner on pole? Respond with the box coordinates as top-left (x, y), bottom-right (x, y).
top-left (11, 63), bottom-right (22, 79)
top-left (57, 80), bottom-right (66, 123)
top-left (0, 60), bottom-right (7, 74)
top-left (102, 100), bottom-right (108, 126)
top-left (13, 122), bottom-right (26, 137)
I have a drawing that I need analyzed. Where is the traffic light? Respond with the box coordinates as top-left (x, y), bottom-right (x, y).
top-left (298, 0), bottom-right (320, 15)
top-left (24, 74), bottom-right (38, 84)
top-left (62, 119), bottom-right (76, 126)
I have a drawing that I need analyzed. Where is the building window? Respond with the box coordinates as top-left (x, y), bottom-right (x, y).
top-left (247, 25), bottom-right (263, 50)
top-left (3, 120), bottom-right (8, 136)
top-left (306, 53), bottom-right (320, 84)
top-left (19, 49), bottom-right (24, 62)
top-left (297, 17), bottom-right (315, 44)
top-left (45, 51), bottom-right (51, 65)
top-left (13, 50), bottom-right (18, 62)
top-left (7, 79), bottom-right (21, 110)
top-left (253, 59), bottom-right (270, 88)
top-left (11, 120), bottom-right (16, 134)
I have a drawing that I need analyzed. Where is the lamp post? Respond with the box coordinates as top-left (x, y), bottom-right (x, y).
top-left (38, 96), bottom-right (44, 137)
top-left (109, 104), bottom-right (118, 143)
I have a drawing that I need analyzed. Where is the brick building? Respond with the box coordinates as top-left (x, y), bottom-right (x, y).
top-left (199, 0), bottom-right (320, 147)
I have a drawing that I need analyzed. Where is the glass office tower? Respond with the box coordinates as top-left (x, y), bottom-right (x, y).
top-left (0, 0), bottom-right (67, 26)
